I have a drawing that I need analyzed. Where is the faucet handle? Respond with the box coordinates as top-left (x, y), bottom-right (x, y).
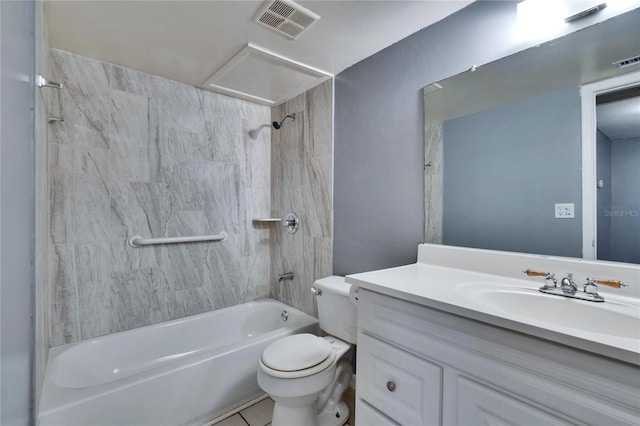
top-left (523, 270), bottom-right (556, 281)
top-left (523, 269), bottom-right (557, 288)
top-left (594, 278), bottom-right (627, 289)
top-left (583, 277), bottom-right (598, 294)
top-left (583, 277), bottom-right (626, 297)
top-left (522, 269), bottom-right (548, 277)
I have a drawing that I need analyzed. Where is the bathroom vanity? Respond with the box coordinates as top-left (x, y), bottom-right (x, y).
top-left (347, 244), bottom-right (640, 425)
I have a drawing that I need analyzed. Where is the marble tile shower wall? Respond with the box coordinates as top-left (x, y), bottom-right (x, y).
top-left (424, 122), bottom-right (443, 244)
top-left (270, 80), bottom-right (333, 317)
top-left (48, 49), bottom-right (272, 346)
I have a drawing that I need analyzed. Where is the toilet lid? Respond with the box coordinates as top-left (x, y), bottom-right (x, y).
top-left (261, 334), bottom-right (333, 372)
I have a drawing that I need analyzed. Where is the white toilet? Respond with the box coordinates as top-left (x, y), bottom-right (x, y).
top-left (257, 276), bottom-right (357, 426)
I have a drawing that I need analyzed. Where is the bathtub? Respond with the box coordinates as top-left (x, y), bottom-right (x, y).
top-left (38, 299), bottom-right (319, 426)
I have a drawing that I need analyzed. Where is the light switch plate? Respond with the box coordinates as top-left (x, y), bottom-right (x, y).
top-left (555, 203), bottom-right (575, 219)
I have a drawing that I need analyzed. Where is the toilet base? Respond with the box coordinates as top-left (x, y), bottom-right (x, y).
top-left (318, 401), bottom-right (349, 426)
top-left (272, 394), bottom-right (319, 426)
top-left (271, 399), bottom-right (349, 426)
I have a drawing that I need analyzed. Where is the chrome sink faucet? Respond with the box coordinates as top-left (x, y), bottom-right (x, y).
top-left (560, 273), bottom-right (578, 295)
top-left (523, 269), bottom-right (626, 302)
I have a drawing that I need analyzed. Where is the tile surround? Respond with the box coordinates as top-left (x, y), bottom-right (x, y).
top-left (424, 121), bottom-right (443, 244)
top-left (48, 49), bottom-right (272, 345)
top-left (270, 80), bottom-right (334, 316)
top-left (46, 50), bottom-right (332, 346)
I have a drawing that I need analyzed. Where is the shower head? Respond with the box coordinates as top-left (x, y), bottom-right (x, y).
top-left (248, 124), bottom-right (270, 140)
top-left (272, 113), bottom-right (296, 129)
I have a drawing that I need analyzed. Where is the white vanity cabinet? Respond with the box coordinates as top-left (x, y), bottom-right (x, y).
top-left (355, 289), bottom-right (640, 426)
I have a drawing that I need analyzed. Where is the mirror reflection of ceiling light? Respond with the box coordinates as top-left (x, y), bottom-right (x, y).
top-left (564, 3), bottom-right (607, 22)
top-left (515, 0), bottom-right (638, 42)
top-left (516, 1), bottom-right (569, 41)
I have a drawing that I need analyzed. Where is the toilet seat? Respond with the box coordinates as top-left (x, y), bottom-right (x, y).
top-left (260, 334), bottom-right (336, 379)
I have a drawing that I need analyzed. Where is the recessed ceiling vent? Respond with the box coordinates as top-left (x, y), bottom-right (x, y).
top-left (612, 55), bottom-right (640, 70)
top-left (255, 0), bottom-right (320, 40)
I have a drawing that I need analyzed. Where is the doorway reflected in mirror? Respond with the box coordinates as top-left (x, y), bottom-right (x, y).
top-left (596, 85), bottom-right (640, 264)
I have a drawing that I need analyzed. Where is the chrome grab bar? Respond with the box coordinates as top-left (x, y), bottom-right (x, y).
top-left (127, 232), bottom-right (227, 248)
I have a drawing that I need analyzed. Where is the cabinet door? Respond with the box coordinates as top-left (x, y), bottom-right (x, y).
top-left (358, 333), bottom-right (442, 426)
top-left (456, 377), bottom-right (573, 426)
top-left (356, 399), bottom-right (400, 426)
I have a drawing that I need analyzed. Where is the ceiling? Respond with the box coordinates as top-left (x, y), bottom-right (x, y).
top-left (45, 0), bottom-right (473, 105)
top-left (424, 8), bottom-right (640, 123)
top-left (598, 96), bottom-right (640, 140)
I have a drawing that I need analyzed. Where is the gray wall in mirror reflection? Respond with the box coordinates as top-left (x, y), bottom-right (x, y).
top-left (442, 88), bottom-right (582, 258)
top-left (334, 1), bottom-right (521, 275)
top-left (609, 138), bottom-right (640, 263)
top-left (597, 130), bottom-right (612, 260)
top-left (596, 132), bottom-right (640, 264)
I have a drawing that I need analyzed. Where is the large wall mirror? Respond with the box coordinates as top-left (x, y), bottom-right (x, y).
top-left (424, 8), bottom-right (640, 264)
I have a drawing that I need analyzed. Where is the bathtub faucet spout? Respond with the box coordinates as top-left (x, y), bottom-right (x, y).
top-left (277, 272), bottom-right (294, 282)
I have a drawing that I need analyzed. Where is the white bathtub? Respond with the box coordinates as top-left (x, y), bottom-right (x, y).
top-left (39, 299), bottom-right (319, 426)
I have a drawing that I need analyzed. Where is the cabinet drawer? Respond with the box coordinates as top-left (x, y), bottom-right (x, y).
top-left (456, 377), bottom-right (572, 426)
top-left (357, 333), bottom-right (442, 426)
top-left (356, 399), bottom-right (399, 426)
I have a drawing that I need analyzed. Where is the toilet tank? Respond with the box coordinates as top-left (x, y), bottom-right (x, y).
top-left (313, 276), bottom-right (357, 344)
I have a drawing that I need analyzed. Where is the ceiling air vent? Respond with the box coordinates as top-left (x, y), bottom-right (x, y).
top-left (255, 0), bottom-right (320, 40)
top-left (612, 55), bottom-right (640, 70)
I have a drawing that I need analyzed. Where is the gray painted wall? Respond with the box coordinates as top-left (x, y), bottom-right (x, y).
top-left (334, 1), bottom-right (526, 275)
top-left (34, 0), bottom-right (51, 409)
top-left (609, 138), bottom-right (640, 263)
top-left (1, 0), bottom-right (35, 424)
top-left (442, 88), bottom-right (582, 258)
top-left (596, 129), bottom-right (612, 260)
top-left (333, 1), bottom-right (632, 275)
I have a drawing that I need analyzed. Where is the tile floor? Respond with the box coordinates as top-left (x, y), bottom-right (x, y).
top-left (213, 389), bottom-right (355, 426)
top-left (213, 398), bottom-right (274, 426)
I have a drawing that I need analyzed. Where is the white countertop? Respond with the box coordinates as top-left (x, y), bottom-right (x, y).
top-left (346, 244), bottom-right (640, 365)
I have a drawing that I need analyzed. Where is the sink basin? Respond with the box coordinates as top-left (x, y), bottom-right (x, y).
top-left (455, 283), bottom-right (640, 340)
